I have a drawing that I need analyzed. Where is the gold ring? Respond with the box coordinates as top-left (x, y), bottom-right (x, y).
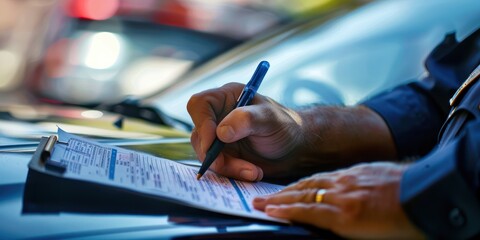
top-left (315, 189), bottom-right (327, 203)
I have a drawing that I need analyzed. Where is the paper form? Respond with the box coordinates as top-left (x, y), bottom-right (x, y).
top-left (49, 128), bottom-right (286, 223)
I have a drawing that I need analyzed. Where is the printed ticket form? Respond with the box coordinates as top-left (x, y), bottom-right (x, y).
top-left (48, 128), bottom-right (286, 222)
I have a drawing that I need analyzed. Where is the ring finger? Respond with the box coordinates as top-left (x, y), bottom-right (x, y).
top-left (282, 176), bottom-right (334, 193)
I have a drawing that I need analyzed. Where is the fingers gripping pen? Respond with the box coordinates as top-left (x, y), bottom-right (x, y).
top-left (196, 61), bottom-right (270, 180)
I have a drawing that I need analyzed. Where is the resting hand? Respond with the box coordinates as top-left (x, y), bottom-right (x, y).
top-left (253, 162), bottom-right (425, 239)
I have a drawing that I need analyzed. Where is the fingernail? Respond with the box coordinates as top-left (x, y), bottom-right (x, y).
top-left (218, 125), bottom-right (235, 141)
top-left (253, 197), bottom-right (266, 204)
top-left (255, 166), bottom-right (264, 181)
top-left (239, 169), bottom-right (254, 181)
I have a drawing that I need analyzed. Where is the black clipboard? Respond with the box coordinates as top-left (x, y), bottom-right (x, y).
top-left (22, 136), bottom-right (233, 218)
top-left (28, 136), bottom-right (67, 175)
top-left (21, 136), bottom-right (332, 239)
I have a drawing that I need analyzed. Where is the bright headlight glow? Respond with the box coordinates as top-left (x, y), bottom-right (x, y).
top-left (84, 32), bottom-right (121, 70)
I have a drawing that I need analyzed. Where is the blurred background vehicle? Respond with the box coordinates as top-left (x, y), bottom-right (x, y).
top-left (0, 0), bottom-right (358, 105)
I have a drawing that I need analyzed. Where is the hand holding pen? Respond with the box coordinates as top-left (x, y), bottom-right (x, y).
top-left (196, 61), bottom-right (270, 180)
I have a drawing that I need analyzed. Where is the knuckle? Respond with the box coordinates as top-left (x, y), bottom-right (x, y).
top-left (299, 189), bottom-right (317, 202)
top-left (220, 83), bottom-right (245, 98)
top-left (296, 177), bottom-right (314, 189)
top-left (236, 108), bottom-right (254, 122)
top-left (260, 105), bottom-right (276, 118)
top-left (187, 93), bottom-right (204, 113)
top-left (314, 177), bottom-right (333, 187)
top-left (303, 204), bottom-right (317, 213)
top-left (337, 174), bottom-right (357, 185)
top-left (222, 82), bottom-right (242, 89)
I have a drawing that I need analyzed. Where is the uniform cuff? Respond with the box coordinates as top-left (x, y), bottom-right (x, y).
top-left (400, 139), bottom-right (480, 239)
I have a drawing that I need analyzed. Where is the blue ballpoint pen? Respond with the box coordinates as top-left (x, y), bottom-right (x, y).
top-left (196, 61), bottom-right (270, 180)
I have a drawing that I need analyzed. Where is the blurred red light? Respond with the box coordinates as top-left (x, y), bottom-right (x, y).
top-left (154, 1), bottom-right (190, 28)
top-left (67, 0), bottom-right (119, 21)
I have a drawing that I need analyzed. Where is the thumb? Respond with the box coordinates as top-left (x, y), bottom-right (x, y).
top-left (216, 105), bottom-right (265, 143)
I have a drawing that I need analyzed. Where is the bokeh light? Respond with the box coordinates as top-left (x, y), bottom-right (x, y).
top-left (67, 0), bottom-right (119, 21)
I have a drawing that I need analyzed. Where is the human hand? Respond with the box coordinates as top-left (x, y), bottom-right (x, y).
top-left (253, 162), bottom-right (425, 239)
top-left (187, 83), bottom-right (305, 181)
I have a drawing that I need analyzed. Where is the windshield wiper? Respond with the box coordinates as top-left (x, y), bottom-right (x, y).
top-left (101, 97), bottom-right (193, 132)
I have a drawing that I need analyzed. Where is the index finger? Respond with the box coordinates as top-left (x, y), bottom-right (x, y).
top-left (187, 84), bottom-right (244, 153)
top-left (187, 83), bottom-right (244, 127)
top-left (208, 153), bottom-right (264, 182)
top-left (187, 89), bottom-right (220, 131)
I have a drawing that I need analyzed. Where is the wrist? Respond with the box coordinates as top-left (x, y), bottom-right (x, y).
top-left (297, 105), bottom-right (397, 164)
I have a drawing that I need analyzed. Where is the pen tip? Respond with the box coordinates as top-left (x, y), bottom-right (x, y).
top-left (196, 173), bottom-right (202, 180)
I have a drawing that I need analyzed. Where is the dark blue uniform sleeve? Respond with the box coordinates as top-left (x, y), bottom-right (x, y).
top-left (400, 121), bottom-right (480, 239)
top-left (362, 83), bottom-right (446, 158)
top-left (362, 30), bottom-right (480, 159)
top-left (362, 29), bottom-right (480, 238)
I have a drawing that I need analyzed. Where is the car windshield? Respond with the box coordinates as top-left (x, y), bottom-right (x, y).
top-left (149, 0), bottom-right (480, 125)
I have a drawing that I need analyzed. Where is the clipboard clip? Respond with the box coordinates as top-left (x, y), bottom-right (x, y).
top-left (40, 135), bottom-right (67, 174)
